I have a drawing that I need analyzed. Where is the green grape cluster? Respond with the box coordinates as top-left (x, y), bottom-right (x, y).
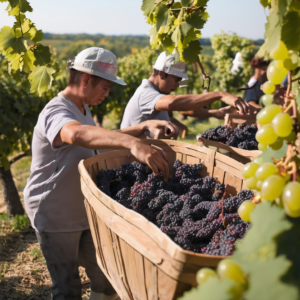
top-left (141, 0), bottom-right (209, 63)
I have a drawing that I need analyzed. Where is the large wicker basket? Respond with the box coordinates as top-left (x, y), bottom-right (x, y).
top-left (79, 140), bottom-right (248, 300)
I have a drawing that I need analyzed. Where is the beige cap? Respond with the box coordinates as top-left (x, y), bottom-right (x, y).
top-left (153, 52), bottom-right (189, 80)
top-left (68, 47), bottom-right (126, 85)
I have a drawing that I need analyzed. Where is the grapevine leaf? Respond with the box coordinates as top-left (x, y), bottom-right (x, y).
top-left (290, 1), bottom-right (300, 12)
top-left (171, 24), bottom-right (181, 46)
top-left (259, 140), bottom-right (288, 163)
top-left (6, 3), bottom-right (20, 16)
top-left (0, 26), bottom-right (27, 54)
top-left (24, 27), bottom-right (43, 43)
top-left (186, 11), bottom-right (206, 29)
top-left (0, 156), bottom-right (10, 171)
top-left (5, 52), bottom-right (22, 73)
top-left (233, 202), bottom-right (292, 263)
top-left (180, 22), bottom-right (193, 36)
top-left (8, 0), bottom-right (19, 8)
top-left (13, 13), bottom-right (26, 28)
top-left (181, 0), bottom-right (193, 6)
top-left (296, 90), bottom-right (300, 107)
top-left (179, 278), bottom-right (233, 300)
top-left (28, 65), bottom-right (55, 95)
top-left (183, 28), bottom-right (201, 47)
top-left (155, 4), bottom-right (169, 31)
top-left (257, 5), bottom-right (281, 58)
top-left (32, 44), bottom-right (51, 66)
top-left (19, 0), bottom-right (33, 13)
top-left (141, 0), bottom-right (157, 17)
top-left (193, 0), bottom-right (209, 6)
top-left (181, 40), bottom-right (201, 63)
top-left (23, 50), bottom-right (35, 73)
top-left (281, 11), bottom-right (300, 51)
top-left (260, 0), bottom-right (269, 7)
top-left (244, 256), bottom-right (298, 300)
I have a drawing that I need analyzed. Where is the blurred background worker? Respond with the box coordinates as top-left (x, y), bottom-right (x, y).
top-left (244, 57), bottom-right (270, 108)
top-left (120, 52), bottom-right (249, 130)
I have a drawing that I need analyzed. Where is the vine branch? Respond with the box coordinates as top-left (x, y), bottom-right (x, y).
top-left (292, 76), bottom-right (300, 83)
top-left (236, 82), bottom-right (259, 92)
top-left (170, 6), bottom-right (203, 13)
top-left (197, 60), bottom-right (211, 91)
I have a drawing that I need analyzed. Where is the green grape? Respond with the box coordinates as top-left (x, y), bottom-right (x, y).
top-left (260, 94), bottom-right (274, 106)
top-left (217, 259), bottom-right (245, 283)
top-left (267, 61), bottom-right (288, 85)
top-left (229, 282), bottom-right (246, 300)
top-left (253, 156), bottom-right (265, 165)
top-left (272, 112), bottom-right (293, 137)
top-left (275, 60), bottom-right (285, 69)
top-left (255, 163), bottom-right (277, 180)
top-left (282, 181), bottom-right (300, 213)
top-left (285, 131), bottom-right (296, 143)
top-left (256, 180), bottom-right (263, 190)
top-left (283, 52), bottom-right (299, 70)
top-left (270, 41), bottom-right (289, 60)
top-left (258, 143), bottom-right (268, 150)
top-left (245, 176), bottom-right (258, 189)
top-left (196, 268), bottom-right (217, 285)
top-left (284, 205), bottom-right (300, 218)
top-left (261, 175), bottom-right (285, 201)
top-left (283, 173), bottom-right (291, 182)
top-left (268, 137), bottom-right (284, 150)
top-left (261, 81), bottom-right (275, 94)
top-left (255, 124), bottom-right (278, 145)
top-left (256, 104), bottom-right (282, 125)
top-left (238, 201), bottom-right (256, 222)
top-left (275, 197), bottom-right (284, 209)
top-left (242, 162), bottom-right (259, 178)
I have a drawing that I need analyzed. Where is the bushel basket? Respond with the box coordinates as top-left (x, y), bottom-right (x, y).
top-left (79, 140), bottom-right (248, 300)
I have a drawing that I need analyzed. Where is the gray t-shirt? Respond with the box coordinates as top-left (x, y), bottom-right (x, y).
top-left (120, 79), bottom-right (170, 128)
top-left (24, 95), bottom-right (96, 233)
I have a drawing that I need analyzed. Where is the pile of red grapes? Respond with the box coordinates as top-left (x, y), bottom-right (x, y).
top-left (96, 160), bottom-right (254, 256)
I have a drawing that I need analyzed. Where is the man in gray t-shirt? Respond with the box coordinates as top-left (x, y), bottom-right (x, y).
top-left (24, 47), bottom-right (176, 300)
top-left (121, 52), bottom-right (250, 129)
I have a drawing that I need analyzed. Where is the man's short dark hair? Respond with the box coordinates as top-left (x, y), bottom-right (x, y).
top-left (68, 69), bottom-right (103, 87)
top-left (250, 57), bottom-right (270, 70)
top-left (152, 68), bottom-right (168, 77)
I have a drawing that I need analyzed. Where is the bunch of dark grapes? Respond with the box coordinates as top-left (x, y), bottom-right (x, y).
top-left (201, 125), bottom-right (258, 150)
top-left (96, 160), bottom-right (252, 256)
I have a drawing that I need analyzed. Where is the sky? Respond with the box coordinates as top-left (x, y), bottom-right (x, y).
top-left (0, 0), bottom-right (267, 40)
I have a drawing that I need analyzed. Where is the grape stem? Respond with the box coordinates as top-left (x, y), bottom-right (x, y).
top-left (170, 6), bottom-right (203, 13)
top-left (167, 0), bottom-right (174, 7)
top-left (197, 60), bottom-right (211, 91)
top-left (286, 71), bottom-right (292, 97)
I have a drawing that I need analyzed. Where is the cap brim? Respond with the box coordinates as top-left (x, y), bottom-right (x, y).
top-left (113, 77), bottom-right (127, 86)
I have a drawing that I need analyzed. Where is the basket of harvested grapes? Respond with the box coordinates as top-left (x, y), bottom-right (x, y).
top-left (224, 113), bottom-right (257, 129)
top-left (197, 125), bottom-right (262, 164)
top-left (79, 139), bottom-right (253, 300)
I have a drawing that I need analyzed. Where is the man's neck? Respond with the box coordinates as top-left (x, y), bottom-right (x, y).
top-left (148, 76), bottom-right (160, 92)
top-left (61, 86), bottom-right (86, 115)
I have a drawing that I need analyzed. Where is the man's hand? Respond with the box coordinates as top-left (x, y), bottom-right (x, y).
top-left (146, 120), bottom-right (178, 139)
top-left (216, 106), bottom-right (237, 118)
top-left (220, 92), bottom-right (250, 115)
top-left (130, 140), bottom-right (169, 181)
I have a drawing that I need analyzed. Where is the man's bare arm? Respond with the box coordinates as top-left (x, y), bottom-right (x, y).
top-left (53, 121), bottom-right (170, 180)
top-left (155, 91), bottom-right (249, 114)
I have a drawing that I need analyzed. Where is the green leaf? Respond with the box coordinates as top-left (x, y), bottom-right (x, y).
top-left (183, 28), bottom-right (201, 47)
top-left (0, 26), bottom-right (27, 54)
top-left (171, 23), bottom-right (181, 46)
top-left (260, 0), bottom-right (269, 7)
top-left (259, 140), bottom-right (288, 163)
top-left (233, 202), bottom-right (292, 263)
top-left (8, 0), bottom-right (19, 7)
top-left (28, 65), bottom-right (55, 95)
top-left (0, 156), bottom-right (10, 171)
top-left (179, 278), bottom-right (233, 300)
top-left (296, 90), bottom-right (300, 107)
top-left (23, 50), bottom-right (35, 73)
top-left (244, 256), bottom-right (298, 300)
top-left (6, 3), bottom-right (20, 16)
top-left (5, 52), bottom-right (22, 73)
top-left (186, 11), bottom-right (206, 29)
top-left (141, 0), bottom-right (157, 17)
top-left (19, 0), bottom-right (33, 13)
top-left (155, 4), bottom-right (169, 31)
top-left (281, 11), bottom-right (300, 51)
top-left (181, 0), bottom-right (193, 6)
top-left (32, 44), bottom-right (51, 66)
top-left (181, 40), bottom-right (201, 63)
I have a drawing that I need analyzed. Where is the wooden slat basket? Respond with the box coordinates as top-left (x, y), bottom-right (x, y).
top-left (197, 137), bottom-right (262, 164)
top-left (224, 113), bottom-right (257, 129)
top-left (79, 140), bottom-right (248, 300)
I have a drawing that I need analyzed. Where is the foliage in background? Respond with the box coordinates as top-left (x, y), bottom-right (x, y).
top-left (141, 0), bottom-right (209, 63)
top-left (211, 33), bottom-right (255, 94)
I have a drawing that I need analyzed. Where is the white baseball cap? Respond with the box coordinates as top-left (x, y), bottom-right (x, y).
top-left (67, 47), bottom-right (126, 86)
top-left (153, 52), bottom-right (189, 80)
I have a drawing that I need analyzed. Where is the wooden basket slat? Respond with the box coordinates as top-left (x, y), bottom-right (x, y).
top-left (79, 139), bottom-right (249, 300)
